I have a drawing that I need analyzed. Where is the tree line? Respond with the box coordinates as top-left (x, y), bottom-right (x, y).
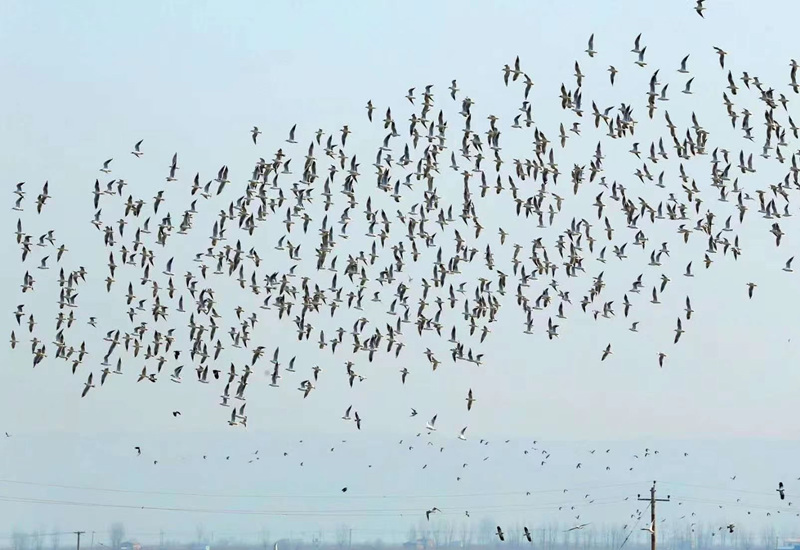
top-left (3, 521), bottom-right (786, 550)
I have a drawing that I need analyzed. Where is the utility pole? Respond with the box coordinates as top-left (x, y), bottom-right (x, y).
top-left (638, 481), bottom-right (671, 550)
top-left (74, 532), bottom-right (85, 550)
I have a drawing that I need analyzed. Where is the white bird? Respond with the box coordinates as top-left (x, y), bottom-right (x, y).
top-left (298, 379), bottom-right (314, 398)
top-left (426, 414), bottom-right (438, 431)
top-left (171, 365), bottom-right (183, 383)
top-left (286, 124), bottom-right (297, 144)
top-left (466, 389), bottom-right (476, 410)
top-left (678, 54), bottom-right (690, 73)
top-left (269, 366), bottom-right (280, 387)
top-left (567, 524), bottom-right (590, 532)
top-left (81, 373), bottom-right (94, 398)
top-left (131, 140), bottom-right (144, 157)
top-left (458, 427), bottom-right (468, 441)
top-left (585, 34), bottom-right (597, 57)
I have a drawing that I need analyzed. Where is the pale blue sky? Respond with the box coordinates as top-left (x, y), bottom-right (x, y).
top-left (2, 0), bottom-right (800, 542)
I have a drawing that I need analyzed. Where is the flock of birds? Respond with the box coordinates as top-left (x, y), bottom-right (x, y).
top-left (7, 0), bottom-right (800, 534)
top-left (14, 35), bottom-right (800, 425)
top-left (9, 433), bottom-right (800, 538)
top-left (12, 26), bottom-right (800, 424)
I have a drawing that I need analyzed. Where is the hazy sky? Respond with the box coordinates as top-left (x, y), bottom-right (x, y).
top-left (2, 0), bottom-right (800, 543)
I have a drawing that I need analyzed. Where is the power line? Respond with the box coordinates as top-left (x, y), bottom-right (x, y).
top-left (668, 495), bottom-right (787, 512)
top-left (659, 480), bottom-right (790, 498)
top-left (0, 477), bottom-right (783, 505)
top-left (0, 492), bottom-right (630, 518)
top-left (617, 502), bottom-right (649, 550)
top-left (0, 478), bottom-right (646, 500)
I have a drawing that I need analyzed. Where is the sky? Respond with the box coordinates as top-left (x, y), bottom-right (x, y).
top-left (2, 0), bottom-right (800, 543)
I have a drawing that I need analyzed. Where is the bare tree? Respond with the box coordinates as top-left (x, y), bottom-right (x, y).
top-left (760, 526), bottom-right (776, 550)
top-left (417, 519), bottom-right (431, 542)
top-left (478, 518), bottom-right (495, 546)
top-left (51, 530), bottom-right (60, 550)
top-left (561, 527), bottom-right (572, 548)
top-left (196, 526), bottom-right (206, 545)
top-left (335, 525), bottom-right (350, 550)
top-left (408, 526), bottom-right (418, 544)
top-left (110, 523), bottom-right (125, 550)
top-left (444, 521), bottom-right (456, 547)
top-left (545, 522), bottom-right (558, 550)
top-left (610, 524), bottom-right (627, 550)
top-left (30, 531), bottom-right (43, 550)
top-left (429, 518), bottom-right (443, 548)
top-left (12, 530), bottom-right (29, 550)
top-left (459, 523), bottom-right (472, 549)
top-left (699, 523), bottom-right (715, 550)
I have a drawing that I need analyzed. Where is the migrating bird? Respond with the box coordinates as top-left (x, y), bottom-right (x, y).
top-left (567, 524), bottom-right (590, 532)
top-left (466, 389), bottom-right (476, 410)
top-left (426, 415), bottom-right (437, 431)
top-left (131, 140), bottom-right (144, 157)
top-left (81, 373), bottom-right (94, 397)
top-left (695, 0), bottom-right (706, 17)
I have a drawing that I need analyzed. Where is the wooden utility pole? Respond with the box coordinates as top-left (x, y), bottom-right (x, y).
top-left (638, 481), bottom-right (670, 550)
top-left (74, 532), bottom-right (85, 550)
